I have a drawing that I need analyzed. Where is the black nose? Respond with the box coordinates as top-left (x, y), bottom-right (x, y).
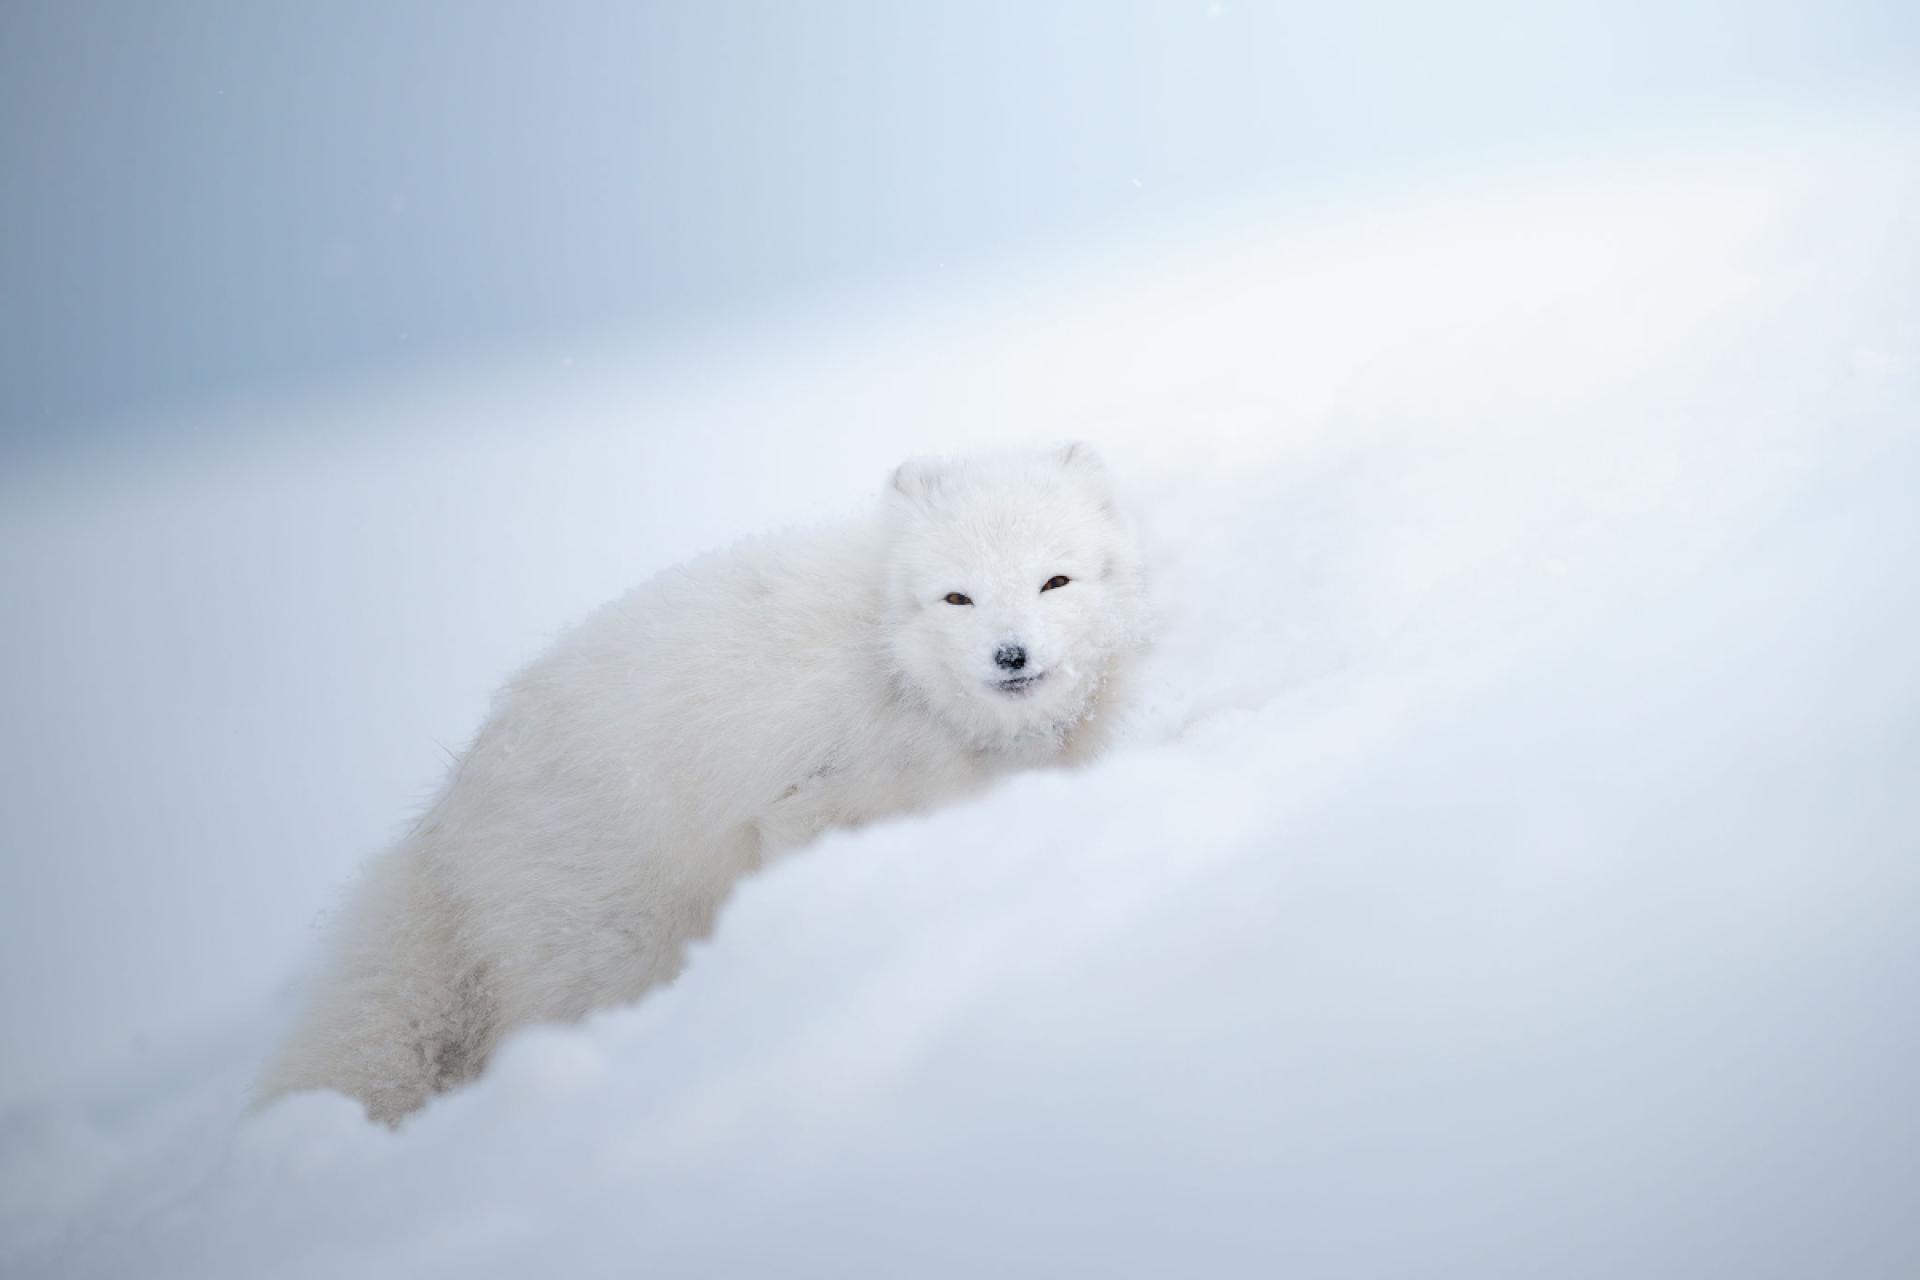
top-left (994, 644), bottom-right (1027, 672)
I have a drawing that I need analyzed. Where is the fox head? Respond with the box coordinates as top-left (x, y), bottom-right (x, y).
top-left (883, 444), bottom-right (1146, 747)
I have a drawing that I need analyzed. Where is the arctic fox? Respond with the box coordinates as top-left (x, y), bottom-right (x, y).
top-left (257, 445), bottom-right (1146, 1124)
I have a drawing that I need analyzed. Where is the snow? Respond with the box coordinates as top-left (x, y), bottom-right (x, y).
top-left (3, 107), bottom-right (1918, 1276)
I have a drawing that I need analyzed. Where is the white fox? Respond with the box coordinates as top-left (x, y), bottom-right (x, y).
top-left (258, 445), bottom-right (1147, 1124)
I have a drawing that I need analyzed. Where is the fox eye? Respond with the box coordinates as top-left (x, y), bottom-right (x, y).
top-left (1041, 575), bottom-right (1071, 592)
top-left (943, 592), bottom-right (973, 606)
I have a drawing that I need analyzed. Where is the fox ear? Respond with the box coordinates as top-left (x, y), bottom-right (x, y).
top-left (1058, 441), bottom-right (1117, 513)
top-left (1058, 441), bottom-right (1104, 473)
top-left (890, 455), bottom-right (946, 506)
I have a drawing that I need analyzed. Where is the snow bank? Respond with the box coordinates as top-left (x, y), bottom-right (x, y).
top-left (3, 109), bottom-right (1918, 1276)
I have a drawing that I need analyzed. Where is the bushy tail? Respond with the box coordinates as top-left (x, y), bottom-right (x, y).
top-left (253, 843), bottom-right (495, 1127)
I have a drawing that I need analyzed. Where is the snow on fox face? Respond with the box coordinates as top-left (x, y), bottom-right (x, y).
top-left (884, 445), bottom-right (1144, 746)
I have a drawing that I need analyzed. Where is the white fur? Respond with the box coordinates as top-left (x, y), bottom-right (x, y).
top-left (256, 446), bottom-right (1147, 1124)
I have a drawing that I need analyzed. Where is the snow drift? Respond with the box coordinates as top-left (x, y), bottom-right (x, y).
top-left (2, 107), bottom-right (1918, 1277)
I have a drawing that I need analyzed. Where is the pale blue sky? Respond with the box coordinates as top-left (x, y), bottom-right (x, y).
top-left (4, 0), bottom-right (1916, 452)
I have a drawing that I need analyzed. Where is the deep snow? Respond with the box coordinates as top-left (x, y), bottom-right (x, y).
top-left (2, 107), bottom-right (1918, 1276)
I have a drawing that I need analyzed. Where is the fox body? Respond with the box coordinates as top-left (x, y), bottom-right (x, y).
top-left (258, 446), bottom-right (1146, 1124)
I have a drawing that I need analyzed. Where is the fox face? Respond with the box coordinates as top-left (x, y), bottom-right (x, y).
top-left (884, 445), bottom-right (1145, 745)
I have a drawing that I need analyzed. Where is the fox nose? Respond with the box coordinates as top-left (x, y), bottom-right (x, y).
top-left (994, 643), bottom-right (1028, 672)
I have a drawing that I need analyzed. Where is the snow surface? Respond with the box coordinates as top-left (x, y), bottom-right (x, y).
top-left (3, 107), bottom-right (1919, 1276)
